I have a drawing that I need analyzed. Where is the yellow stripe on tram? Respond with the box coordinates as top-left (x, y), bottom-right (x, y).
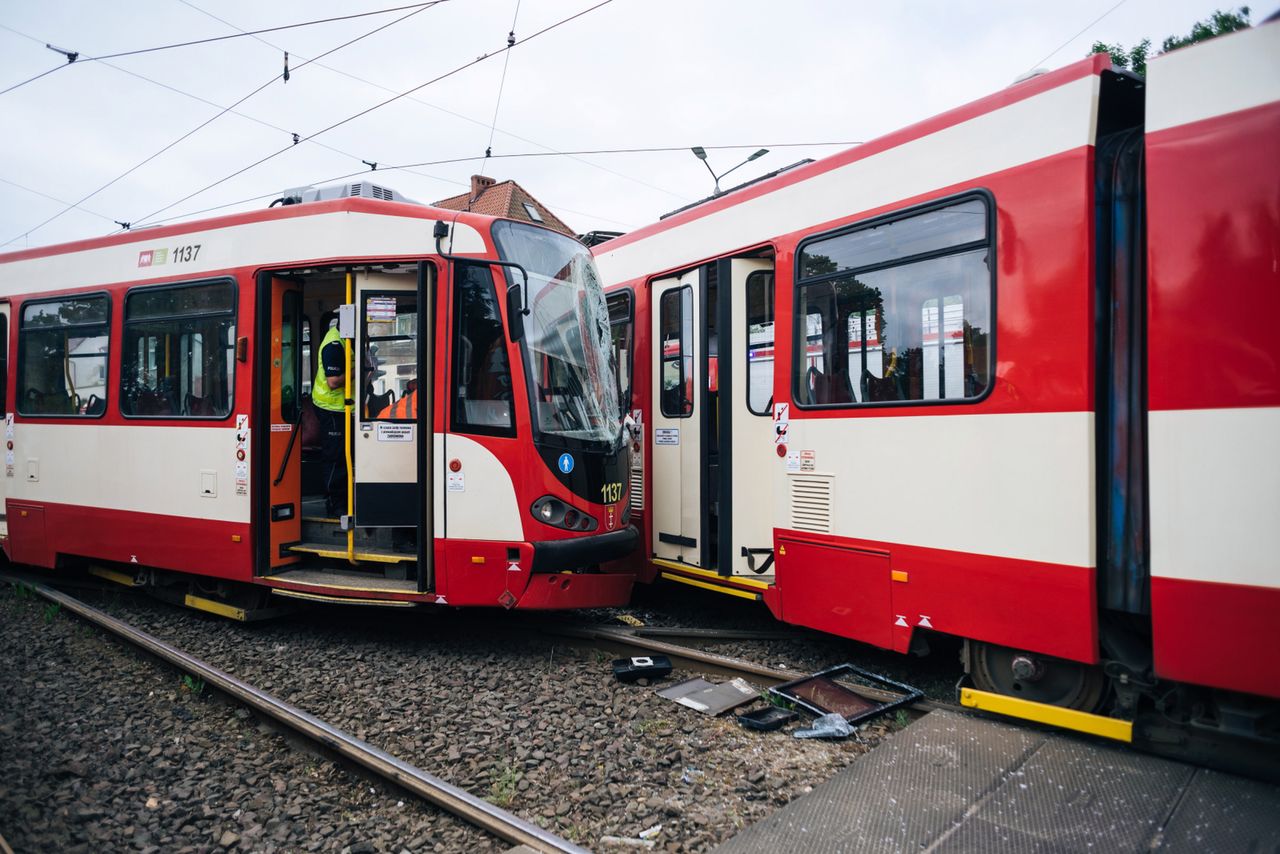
top-left (660, 572), bottom-right (762, 601)
top-left (651, 558), bottom-right (771, 590)
top-left (960, 687), bottom-right (1134, 743)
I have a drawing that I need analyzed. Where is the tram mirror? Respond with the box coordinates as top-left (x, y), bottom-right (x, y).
top-left (506, 283), bottom-right (525, 342)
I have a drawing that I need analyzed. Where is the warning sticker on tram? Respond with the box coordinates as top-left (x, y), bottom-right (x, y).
top-left (376, 423), bottom-right (414, 442)
top-left (655, 428), bottom-right (679, 446)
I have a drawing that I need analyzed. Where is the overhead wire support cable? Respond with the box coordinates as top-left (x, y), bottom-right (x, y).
top-left (129, 0), bottom-right (617, 228)
top-left (485, 0), bottom-right (523, 158)
top-left (176, 0), bottom-right (689, 203)
top-left (1, 2), bottom-right (441, 249)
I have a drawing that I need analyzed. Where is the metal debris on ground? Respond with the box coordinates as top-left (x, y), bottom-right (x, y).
top-left (599, 835), bottom-right (655, 849)
top-left (793, 712), bottom-right (854, 739)
top-left (770, 663), bottom-right (923, 725)
top-left (656, 677), bottom-right (758, 715)
top-left (611, 655), bottom-right (673, 683)
top-left (736, 706), bottom-right (798, 732)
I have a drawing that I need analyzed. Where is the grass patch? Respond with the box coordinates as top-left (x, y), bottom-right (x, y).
top-left (486, 762), bottom-right (519, 808)
top-left (180, 674), bottom-right (206, 696)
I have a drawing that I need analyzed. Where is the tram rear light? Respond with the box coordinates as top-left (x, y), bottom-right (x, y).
top-left (564, 509), bottom-right (579, 527)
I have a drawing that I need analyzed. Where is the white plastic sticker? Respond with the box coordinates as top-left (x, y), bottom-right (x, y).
top-left (376, 423), bottom-right (414, 442)
top-left (655, 428), bottom-right (679, 446)
top-left (4, 450), bottom-right (12, 466)
top-left (800, 449), bottom-right (816, 472)
top-left (785, 452), bottom-right (800, 472)
top-left (235, 414), bottom-right (248, 431)
top-left (234, 461), bottom-right (248, 480)
top-left (447, 472), bottom-right (465, 492)
top-left (4, 413), bottom-right (13, 440)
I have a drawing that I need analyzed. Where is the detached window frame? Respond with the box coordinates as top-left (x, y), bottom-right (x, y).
top-left (792, 191), bottom-right (996, 410)
top-left (18, 293), bottom-right (112, 418)
top-left (120, 279), bottom-right (238, 420)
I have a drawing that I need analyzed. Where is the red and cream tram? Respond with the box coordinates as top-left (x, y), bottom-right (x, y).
top-left (0, 186), bottom-right (636, 613)
top-left (598, 21), bottom-right (1279, 741)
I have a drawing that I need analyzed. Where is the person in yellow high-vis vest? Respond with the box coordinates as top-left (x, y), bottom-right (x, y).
top-left (314, 312), bottom-right (349, 517)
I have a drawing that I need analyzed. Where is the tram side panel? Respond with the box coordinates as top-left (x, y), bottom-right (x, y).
top-left (4, 261), bottom-right (257, 580)
top-left (772, 156), bottom-right (1101, 663)
top-left (1145, 23), bottom-right (1280, 700)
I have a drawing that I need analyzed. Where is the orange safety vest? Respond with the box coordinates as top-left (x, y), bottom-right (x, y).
top-left (377, 389), bottom-right (416, 420)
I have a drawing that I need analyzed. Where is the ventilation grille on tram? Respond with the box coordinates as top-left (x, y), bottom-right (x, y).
top-left (629, 467), bottom-right (643, 512)
top-left (790, 474), bottom-right (832, 534)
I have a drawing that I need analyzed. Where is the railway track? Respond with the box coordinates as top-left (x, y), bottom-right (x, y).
top-left (16, 579), bottom-right (588, 854)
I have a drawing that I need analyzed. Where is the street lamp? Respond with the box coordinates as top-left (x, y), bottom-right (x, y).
top-left (691, 147), bottom-right (768, 195)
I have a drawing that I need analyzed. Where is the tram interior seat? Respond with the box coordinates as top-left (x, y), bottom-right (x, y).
top-left (806, 367), bottom-right (855, 404)
top-left (185, 393), bottom-right (215, 416)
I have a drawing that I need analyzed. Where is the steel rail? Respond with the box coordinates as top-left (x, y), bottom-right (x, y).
top-left (23, 581), bottom-right (588, 854)
top-left (548, 624), bottom-right (955, 715)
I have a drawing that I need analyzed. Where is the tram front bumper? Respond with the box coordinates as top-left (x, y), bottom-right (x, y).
top-left (513, 526), bottom-right (640, 609)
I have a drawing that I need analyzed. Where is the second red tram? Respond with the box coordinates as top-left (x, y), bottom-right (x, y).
top-left (598, 22), bottom-right (1280, 741)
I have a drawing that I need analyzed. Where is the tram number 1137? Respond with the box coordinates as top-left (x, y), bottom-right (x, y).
top-left (600, 482), bottom-right (623, 503)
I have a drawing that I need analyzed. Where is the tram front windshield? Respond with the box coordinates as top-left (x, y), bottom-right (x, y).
top-left (493, 221), bottom-right (621, 447)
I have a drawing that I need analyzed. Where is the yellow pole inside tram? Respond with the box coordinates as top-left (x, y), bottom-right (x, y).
top-left (343, 271), bottom-right (357, 565)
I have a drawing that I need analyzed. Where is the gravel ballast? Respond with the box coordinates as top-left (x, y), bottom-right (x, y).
top-left (2, 577), bottom-right (924, 852)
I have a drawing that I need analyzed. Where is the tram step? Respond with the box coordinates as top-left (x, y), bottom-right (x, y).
top-left (287, 541), bottom-right (416, 565)
top-left (300, 516), bottom-right (402, 550)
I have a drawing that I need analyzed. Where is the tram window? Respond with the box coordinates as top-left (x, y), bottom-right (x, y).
top-left (659, 286), bottom-right (693, 418)
top-left (606, 291), bottom-right (634, 417)
top-left (451, 264), bottom-right (515, 435)
top-left (745, 271), bottom-right (775, 416)
top-left (121, 281), bottom-right (236, 418)
top-left (794, 195), bottom-right (992, 408)
top-left (18, 294), bottom-right (110, 417)
top-left (364, 292), bottom-right (418, 421)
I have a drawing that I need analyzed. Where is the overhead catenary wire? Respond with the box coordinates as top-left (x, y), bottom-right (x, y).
top-left (127, 0), bottom-right (618, 229)
top-left (177, 0), bottom-right (692, 203)
top-left (0, 0), bottom-right (455, 98)
top-left (129, 139), bottom-right (862, 233)
top-left (1, 3), bottom-right (444, 249)
top-left (1027, 0), bottom-right (1130, 72)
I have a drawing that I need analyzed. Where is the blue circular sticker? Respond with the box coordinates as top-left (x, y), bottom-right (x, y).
top-left (558, 453), bottom-right (575, 474)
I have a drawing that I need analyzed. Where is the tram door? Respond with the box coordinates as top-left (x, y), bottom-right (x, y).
top-left (354, 271), bottom-right (421, 528)
top-left (267, 279), bottom-right (302, 568)
top-left (651, 271), bottom-right (701, 565)
top-left (650, 260), bottom-right (776, 576)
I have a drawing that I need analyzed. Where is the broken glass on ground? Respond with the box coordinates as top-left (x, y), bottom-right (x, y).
top-left (656, 677), bottom-right (758, 715)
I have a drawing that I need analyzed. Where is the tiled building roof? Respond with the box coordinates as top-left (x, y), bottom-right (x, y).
top-left (433, 175), bottom-right (575, 236)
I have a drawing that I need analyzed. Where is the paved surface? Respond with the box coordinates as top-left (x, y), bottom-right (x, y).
top-left (713, 710), bottom-right (1280, 853)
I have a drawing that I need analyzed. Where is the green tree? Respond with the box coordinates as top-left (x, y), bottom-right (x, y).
top-left (1089, 7), bottom-right (1251, 77)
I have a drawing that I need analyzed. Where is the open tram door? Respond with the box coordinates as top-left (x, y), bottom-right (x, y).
top-left (258, 263), bottom-right (436, 597)
top-left (649, 257), bottom-right (776, 592)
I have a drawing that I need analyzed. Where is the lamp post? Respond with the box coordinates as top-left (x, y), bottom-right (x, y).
top-left (691, 147), bottom-right (769, 195)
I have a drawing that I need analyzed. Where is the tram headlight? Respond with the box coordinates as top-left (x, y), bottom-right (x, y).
top-left (531, 496), bottom-right (599, 532)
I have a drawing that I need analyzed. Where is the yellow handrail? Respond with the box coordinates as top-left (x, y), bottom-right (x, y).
top-left (343, 271), bottom-right (357, 565)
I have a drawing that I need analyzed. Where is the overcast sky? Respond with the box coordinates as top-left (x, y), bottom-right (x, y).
top-left (0, 0), bottom-right (1267, 251)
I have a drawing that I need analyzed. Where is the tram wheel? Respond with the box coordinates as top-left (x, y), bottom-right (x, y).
top-left (970, 642), bottom-right (1107, 712)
